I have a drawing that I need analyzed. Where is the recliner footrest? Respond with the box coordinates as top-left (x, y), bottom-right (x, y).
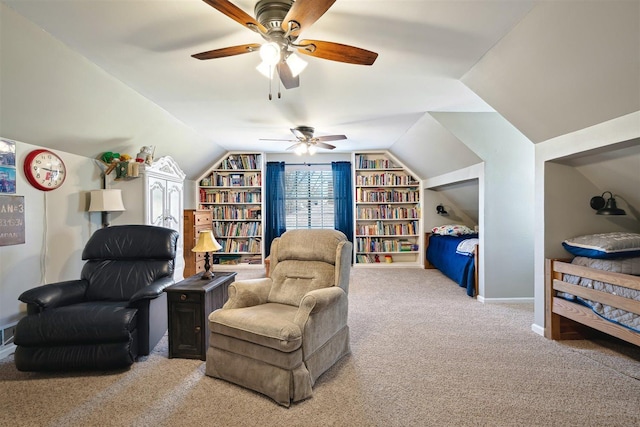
top-left (15, 301), bottom-right (137, 346)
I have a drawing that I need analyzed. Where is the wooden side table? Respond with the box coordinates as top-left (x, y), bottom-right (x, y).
top-left (164, 272), bottom-right (237, 360)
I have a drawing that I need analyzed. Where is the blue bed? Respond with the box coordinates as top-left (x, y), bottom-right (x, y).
top-left (426, 233), bottom-right (478, 297)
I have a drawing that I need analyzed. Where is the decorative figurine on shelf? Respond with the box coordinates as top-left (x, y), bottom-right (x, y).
top-left (136, 146), bottom-right (155, 165)
top-left (374, 254), bottom-right (380, 263)
top-left (115, 162), bottom-right (129, 180)
top-left (385, 255), bottom-right (393, 263)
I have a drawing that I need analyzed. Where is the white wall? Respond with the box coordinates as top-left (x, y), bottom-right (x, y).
top-left (462, 1), bottom-right (640, 144)
top-left (532, 111), bottom-right (640, 332)
top-left (0, 139), bottom-right (101, 328)
top-left (430, 112), bottom-right (534, 300)
top-left (390, 113), bottom-right (481, 179)
top-left (0, 3), bottom-right (224, 182)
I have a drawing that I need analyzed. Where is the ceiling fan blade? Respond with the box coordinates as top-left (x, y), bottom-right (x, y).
top-left (315, 142), bottom-right (336, 150)
top-left (277, 62), bottom-right (300, 89)
top-left (282, 0), bottom-right (336, 34)
top-left (201, 0), bottom-right (267, 33)
top-left (316, 134), bottom-right (347, 142)
top-left (286, 142), bottom-right (302, 151)
top-left (192, 44), bottom-right (261, 60)
top-left (296, 40), bottom-right (378, 65)
top-left (259, 138), bottom-right (297, 142)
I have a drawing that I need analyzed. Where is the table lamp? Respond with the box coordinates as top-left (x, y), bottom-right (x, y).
top-left (88, 189), bottom-right (126, 227)
top-left (192, 230), bottom-right (222, 279)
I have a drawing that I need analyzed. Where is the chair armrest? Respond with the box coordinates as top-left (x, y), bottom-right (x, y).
top-left (294, 287), bottom-right (346, 326)
top-left (18, 280), bottom-right (88, 313)
top-left (223, 278), bottom-right (272, 309)
top-left (129, 276), bottom-right (175, 304)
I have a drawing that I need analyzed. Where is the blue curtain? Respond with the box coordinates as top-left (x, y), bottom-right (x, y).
top-left (332, 161), bottom-right (353, 243)
top-left (264, 162), bottom-right (286, 257)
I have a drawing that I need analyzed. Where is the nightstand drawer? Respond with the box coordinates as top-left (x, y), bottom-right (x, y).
top-left (168, 291), bottom-right (202, 304)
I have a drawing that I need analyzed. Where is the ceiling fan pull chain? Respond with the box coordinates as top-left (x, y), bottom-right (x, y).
top-left (268, 67), bottom-right (273, 100)
top-left (278, 75), bottom-right (282, 99)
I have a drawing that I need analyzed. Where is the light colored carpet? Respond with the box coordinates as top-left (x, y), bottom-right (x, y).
top-left (1, 267), bottom-right (639, 427)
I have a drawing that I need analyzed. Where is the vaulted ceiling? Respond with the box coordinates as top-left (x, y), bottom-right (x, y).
top-left (1, 0), bottom-right (638, 185)
top-left (1, 0), bottom-right (533, 178)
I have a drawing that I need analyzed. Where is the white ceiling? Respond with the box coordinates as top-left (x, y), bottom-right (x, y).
top-left (1, 0), bottom-right (535, 170)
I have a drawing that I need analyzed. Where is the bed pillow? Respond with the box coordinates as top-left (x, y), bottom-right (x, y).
top-left (562, 232), bottom-right (640, 259)
top-left (432, 224), bottom-right (475, 236)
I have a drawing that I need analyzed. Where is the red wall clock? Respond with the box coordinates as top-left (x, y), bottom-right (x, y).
top-left (23, 149), bottom-right (67, 191)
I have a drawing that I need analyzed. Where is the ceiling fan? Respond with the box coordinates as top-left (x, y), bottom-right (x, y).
top-left (260, 126), bottom-right (347, 154)
top-left (192, 0), bottom-right (378, 96)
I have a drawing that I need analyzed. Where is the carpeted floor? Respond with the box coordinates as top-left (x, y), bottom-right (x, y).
top-left (1, 267), bottom-right (639, 427)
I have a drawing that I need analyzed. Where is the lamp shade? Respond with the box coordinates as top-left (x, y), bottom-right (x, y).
top-left (590, 191), bottom-right (626, 216)
top-left (597, 196), bottom-right (626, 215)
top-left (259, 42), bottom-right (281, 66)
top-left (192, 230), bottom-right (222, 253)
top-left (286, 53), bottom-right (308, 77)
top-left (88, 189), bottom-right (125, 212)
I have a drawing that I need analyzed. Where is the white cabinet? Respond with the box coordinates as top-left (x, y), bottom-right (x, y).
top-left (107, 156), bottom-right (186, 280)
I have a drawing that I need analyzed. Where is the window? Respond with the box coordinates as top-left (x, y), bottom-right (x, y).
top-left (285, 166), bottom-right (334, 229)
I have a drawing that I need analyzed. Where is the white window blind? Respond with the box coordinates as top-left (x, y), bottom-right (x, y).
top-left (285, 167), bottom-right (334, 229)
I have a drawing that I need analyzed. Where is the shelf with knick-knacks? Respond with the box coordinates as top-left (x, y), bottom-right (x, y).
top-left (196, 152), bottom-right (264, 268)
top-left (353, 151), bottom-right (423, 267)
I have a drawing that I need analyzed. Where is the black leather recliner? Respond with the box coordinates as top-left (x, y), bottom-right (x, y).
top-left (14, 225), bottom-right (179, 371)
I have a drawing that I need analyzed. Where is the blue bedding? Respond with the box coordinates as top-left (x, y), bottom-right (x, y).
top-left (426, 234), bottom-right (478, 297)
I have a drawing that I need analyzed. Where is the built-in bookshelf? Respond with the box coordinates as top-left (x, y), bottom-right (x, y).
top-left (353, 151), bottom-right (423, 267)
top-left (197, 152), bottom-right (264, 267)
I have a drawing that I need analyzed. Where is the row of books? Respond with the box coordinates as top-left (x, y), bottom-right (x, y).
top-left (219, 154), bottom-right (262, 170)
top-left (355, 173), bottom-right (417, 186)
top-left (356, 221), bottom-right (418, 236)
top-left (213, 221), bottom-right (262, 237)
top-left (217, 237), bottom-right (261, 253)
top-left (357, 206), bottom-right (420, 220)
top-left (356, 156), bottom-right (400, 170)
top-left (200, 189), bottom-right (261, 203)
top-left (355, 188), bottom-right (420, 203)
top-left (200, 205), bottom-right (262, 220)
top-left (200, 173), bottom-right (261, 187)
top-left (213, 254), bottom-right (263, 265)
top-left (355, 237), bottom-right (417, 253)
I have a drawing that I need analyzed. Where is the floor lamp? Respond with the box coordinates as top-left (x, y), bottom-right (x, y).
top-left (88, 189), bottom-right (126, 227)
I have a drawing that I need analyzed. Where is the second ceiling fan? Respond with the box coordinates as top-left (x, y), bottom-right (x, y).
top-left (260, 126), bottom-right (347, 154)
top-left (192, 0), bottom-right (378, 93)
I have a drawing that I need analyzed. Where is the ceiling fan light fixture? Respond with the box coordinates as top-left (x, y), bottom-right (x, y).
top-left (294, 144), bottom-right (307, 155)
top-left (286, 53), bottom-right (307, 77)
top-left (307, 144), bottom-right (317, 155)
top-left (259, 42), bottom-right (281, 66)
top-left (256, 61), bottom-right (275, 79)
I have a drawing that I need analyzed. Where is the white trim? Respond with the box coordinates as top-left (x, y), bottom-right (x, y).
top-left (477, 296), bottom-right (534, 304)
top-left (0, 344), bottom-right (15, 360)
top-left (423, 162), bottom-right (484, 189)
top-left (531, 323), bottom-right (545, 337)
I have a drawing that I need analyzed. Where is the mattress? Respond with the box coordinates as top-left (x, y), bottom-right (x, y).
top-left (426, 234), bottom-right (477, 297)
top-left (562, 256), bottom-right (640, 333)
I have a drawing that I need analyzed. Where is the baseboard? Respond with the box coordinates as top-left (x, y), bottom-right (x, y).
top-left (531, 323), bottom-right (545, 337)
top-left (476, 296), bottom-right (534, 304)
top-left (0, 344), bottom-right (16, 360)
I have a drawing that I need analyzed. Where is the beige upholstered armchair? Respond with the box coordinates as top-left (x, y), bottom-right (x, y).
top-left (206, 229), bottom-right (352, 406)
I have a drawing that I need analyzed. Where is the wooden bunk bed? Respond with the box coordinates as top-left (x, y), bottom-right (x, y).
top-left (424, 232), bottom-right (479, 297)
top-left (545, 258), bottom-right (640, 346)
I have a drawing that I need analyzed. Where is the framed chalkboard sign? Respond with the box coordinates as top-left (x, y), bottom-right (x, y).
top-left (0, 195), bottom-right (25, 246)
